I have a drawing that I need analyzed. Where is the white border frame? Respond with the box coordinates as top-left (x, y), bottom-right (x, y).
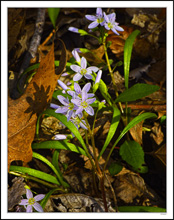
top-left (1, 1), bottom-right (173, 219)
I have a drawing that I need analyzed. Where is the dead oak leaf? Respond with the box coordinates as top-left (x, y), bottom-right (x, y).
top-left (8, 39), bottom-right (67, 171)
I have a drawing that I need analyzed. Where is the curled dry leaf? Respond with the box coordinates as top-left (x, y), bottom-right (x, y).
top-left (150, 122), bottom-right (164, 145)
top-left (8, 39), bottom-right (67, 171)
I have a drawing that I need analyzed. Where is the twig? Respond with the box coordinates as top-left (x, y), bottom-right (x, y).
top-left (10, 8), bottom-right (46, 99)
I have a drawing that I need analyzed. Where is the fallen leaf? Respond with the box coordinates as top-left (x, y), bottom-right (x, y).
top-left (129, 121), bottom-right (143, 145)
top-left (79, 45), bottom-right (105, 65)
top-left (114, 168), bottom-right (149, 203)
top-left (47, 193), bottom-right (114, 212)
top-left (150, 122), bottom-right (164, 145)
top-left (8, 177), bottom-right (26, 210)
top-left (8, 39), bottom-right (67, 171)
top-left (154, 144), bottom-right (166, 166)
top-left (106, 26), bottom-right (134, 57)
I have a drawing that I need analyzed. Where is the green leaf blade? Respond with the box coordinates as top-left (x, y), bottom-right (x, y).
top-left (10, 165), bottom-right (60, 185)
top-left (38, 109), bottom-right (88, 155)
top-left (115, 83), bottom-right (160, 102)
top-left (108, 163), bottom-right (123, 176)
top-left (124, 30), bottom-right (141, 89)
top-left (48, 8), bottom-right (60, 28)
top-left (118, 206), bottom-right (166, 212)
top-left (98, 106), bottom-right (120, 159)
top-left (32, 140), bottom-right (87, 156)
top-left (119, 140), bottom-right (144, 168)
top-left (115, 112), bottom-right (157, 146)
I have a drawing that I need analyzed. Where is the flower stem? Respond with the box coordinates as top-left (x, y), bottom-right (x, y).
top-left (103, 41), bottom-right (124, 113)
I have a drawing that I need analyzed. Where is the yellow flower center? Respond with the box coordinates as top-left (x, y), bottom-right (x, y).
top-left (69, 103), bottom-right (74, 110)
top-left (28, 198), bottom-right (35, 205)
top-left (97, 17), bottom-right (104, 23)
top-left (80, 69), bottom-right (87, 75)
top-left (81, 101), bottom-right (88, 108)
top-left (108, 22), bottom-right (113, 29)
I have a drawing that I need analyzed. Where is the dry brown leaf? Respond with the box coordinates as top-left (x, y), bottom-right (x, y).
top-left (106, 26), bottom-right (134, 57)
top-left (114, 168), bottom-right (149, 203)
top-left (8, 39), bottom-right (67, 171)
top-left (129, 121), bottom-right (143, 145)
top-left (150, 122), bottom-right (164, 145)
top-left (154, 144), bottom-right (166, 166)
top-left (79, 45), bottom-right (105, 65)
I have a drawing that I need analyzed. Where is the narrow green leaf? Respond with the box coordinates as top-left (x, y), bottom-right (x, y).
top-left (118, 206), bottom-right (166, 212)
top-left (38, 109), bottom-right (88, 155)
top-left (52, 150), bottom-right (63, 178)
top-left (124, 30), bottom-right (141, 89)
top-left (115, 83), bottom-right (160, 102)
top-left (119, 140), bottom-right (145, 168)
top-left (32, 140), bottom-right (87, 156)
top-left (48, 8), bottom-right (60, 28)
top-left (114, 112), bottom-right (157, 147)
top-left (98, 106), bottom-right (120, 159)
top-left (108, 163), bottom-right (123, 176)
top-left (10, 165), bottom-right (60, 185)
top-left (32, 152), bottom-right (69, 188)
top-left (40, 188), bottom-right (59, 209)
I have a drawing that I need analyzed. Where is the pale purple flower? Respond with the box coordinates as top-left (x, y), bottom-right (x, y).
top-left (54, 134), bottom-right (67, 140)
top-left (55, 95), bottom-right (78, 121)
top-left (71, 91), bottom-right (96, 116)
top-left (85, 8), bottom-right (105, 29)
top-left (58, 80), bottom-right (69, 91)
top-left (95, 70), bottom-right (102, 84)
top-left (68, 27), bottom-right (79, 33)
top-left (19, 189), bottom-right (45, 213)
top-left (70, 112), bottom-right (87, 130)
top-left (103, 12), bottom-right (124, 35)
top-left (70, 57), bottom-right (99, 81)
top-left (68, 82), bottom-right (94, 99)
top-left (61, 72), bottom-right (69, 77)
top-left (72, 49), bottom-right (81, 63)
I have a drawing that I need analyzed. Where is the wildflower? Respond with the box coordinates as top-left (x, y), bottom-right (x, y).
top-left (54, 134), bottom-right (67, 140)
top-left (72, 49), bottom-right (81, 64)
top-left (95, 70), bottom-right (102, 84)
top-left (71, 91), bottom-right (96, 116)
top-left (58, 80), bottom-right (69, 91)
top-left (69, 82), bottom-right (94, 99)
top-left (70, 112), bottom-right (88, 130)
top-left (55, 95), bottom-right (78, 121)
top-left (19, 189), bottom-right (45, 213)
top-left (68, 27), bottom-right (79, 33)
top-left (70, 56), bottom-right (99, 81)
top-left (103, 12), bottom-right (124, 35)
top-left (85, 8), bottom-right (105, 29)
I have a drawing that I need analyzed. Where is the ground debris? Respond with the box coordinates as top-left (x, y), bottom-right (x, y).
top-left (45, 193), bottom-right (115, 212)
top-left (8, 177), bottom-right (26, 210)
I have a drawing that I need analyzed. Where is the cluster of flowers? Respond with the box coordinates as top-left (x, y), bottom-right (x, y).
top-left (69, 7), bottom-right (124, 35)
top-left (50, 49), bottom-right (102, 140)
